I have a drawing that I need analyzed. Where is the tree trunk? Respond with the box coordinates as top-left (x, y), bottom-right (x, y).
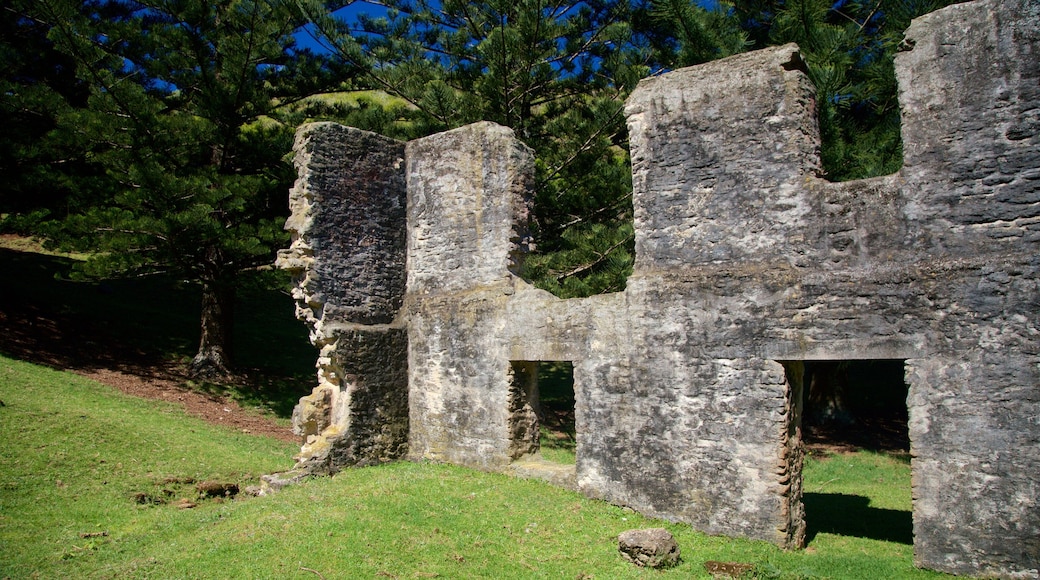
top-left (189, 277), bottom-right (235, 380)
top-left (804, 361), bottom-right (854, 427)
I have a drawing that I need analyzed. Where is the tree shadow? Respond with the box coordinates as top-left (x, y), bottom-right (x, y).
top-left (0, 247), bottom-right (312, 418)
top-left (803, 492), bottom-right (913, 545)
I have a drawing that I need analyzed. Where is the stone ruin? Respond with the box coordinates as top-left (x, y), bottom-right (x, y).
top-left (271, 0), bottom-right (1040, 577)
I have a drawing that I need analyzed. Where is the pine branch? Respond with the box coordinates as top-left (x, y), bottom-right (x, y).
top-left (554, 234), bottom-right (632, 282)
top-left (543, 103), bottom-right (626, 188)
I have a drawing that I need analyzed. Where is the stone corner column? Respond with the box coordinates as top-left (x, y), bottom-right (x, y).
top-left (404, 122), bottom-right (537, 469)
top-left (271, 122), bottom-right (410, 482)
top-left (405, 121), bottom-right (535, 296)
top-left (625, 44), bottom-right (822, 271)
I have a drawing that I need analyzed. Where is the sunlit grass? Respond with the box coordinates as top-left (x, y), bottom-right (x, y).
top-left (301, 89), bottom-right (416, 109)
top-left (0, 233), bottom-right (90, 260)
top-left (0, 354), bottom-right (955, 579)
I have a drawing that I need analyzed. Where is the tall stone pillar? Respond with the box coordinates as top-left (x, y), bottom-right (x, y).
top-left (626, 43), bottom-right (821, 270)
top-left (594, 45), bottom-right (819, 549)
top-left (271, 123), bottom-right (410, 484)
top-left (404, 122), bottom-right (536, 469)
top-left (896, 1), bottom-right (1040, 576)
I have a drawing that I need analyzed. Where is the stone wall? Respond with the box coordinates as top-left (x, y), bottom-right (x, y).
top-left (894, 3), bottom-right (1040, 574)
top-left (273, 123), bottom-right (410, 478)
top-left (276, 0), bottom-right (1039, 577)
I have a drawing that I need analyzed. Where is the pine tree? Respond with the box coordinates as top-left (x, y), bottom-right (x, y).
top-left (301, 0), bottom-right (647, 297)
top-left (13, 0), bottom-right (345, 378)
top-left (730, 0), bottom-right (958, 181)
top-left (0, 4), bottom-right (92, 228)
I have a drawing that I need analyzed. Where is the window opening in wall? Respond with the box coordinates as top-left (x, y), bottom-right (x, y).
top-left (508, 361), bottom-right (576, 465)
top-left (781, 359), bottom-right (913, 546)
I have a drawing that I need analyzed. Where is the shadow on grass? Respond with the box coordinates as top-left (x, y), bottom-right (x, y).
top-left (187, 374), bottom-right (308, 419)
top-left (0, 247), bottom-right (313, 419)
top-left (804, 492), bottom-right (913, 545)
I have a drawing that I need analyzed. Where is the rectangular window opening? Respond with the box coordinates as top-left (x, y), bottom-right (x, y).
top-left (508, 361), bottom-right (575, 465)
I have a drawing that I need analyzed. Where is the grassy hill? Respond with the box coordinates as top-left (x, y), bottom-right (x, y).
top-left (0, 354), bottom-right (953, 579)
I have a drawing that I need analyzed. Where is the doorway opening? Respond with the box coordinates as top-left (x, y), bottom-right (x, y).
top-left (508, 361), bottom-right (576, 465)
top-left (800, 360), bottom-right (910, 454)
top-left (781, 359), bottom-right (913, 546)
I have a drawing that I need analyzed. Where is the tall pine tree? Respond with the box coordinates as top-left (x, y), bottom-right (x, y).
top-left (14, 0), bottom-right (345, 378)
top-left (635, 0), bottom-right (748, 67)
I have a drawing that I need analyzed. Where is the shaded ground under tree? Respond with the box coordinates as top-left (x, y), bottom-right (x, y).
top-left (0, 243), bottom-right (312, 442)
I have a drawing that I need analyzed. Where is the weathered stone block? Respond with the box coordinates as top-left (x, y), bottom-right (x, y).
top-left (291, 385), bottom-right (332, 438)
top-left (896, 0), bottom-right (1040, 253)
top-left (626, 44), bottom-right (821, 268)
top-left (405, 122), bottom-right (534, 295)
top-left (277, 123), bottom-right (406, 327)
top-left (617, 528), bottom-right (680, 568)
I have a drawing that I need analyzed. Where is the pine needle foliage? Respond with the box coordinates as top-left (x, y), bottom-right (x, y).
top-left (731, 0), bottom-right (960, 181)
top-left (11, 0), bottom-right (347, 377)
top-left (636, 0), bottom-right (749, 67)
top-left (0, 6), bottom-right (93, 229)
top-left (301, 0), bottom-right (648, 297)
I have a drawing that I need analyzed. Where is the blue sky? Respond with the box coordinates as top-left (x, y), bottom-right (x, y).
top-left (293, 2), bottom-right (385, 54)
top-left (293, 0), bottom-right (725, 54)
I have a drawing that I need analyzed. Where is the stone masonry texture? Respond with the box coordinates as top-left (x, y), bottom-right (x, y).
top-left (274, 123), bottom-right (409, 475)
top-left (277, 1), bottom-right (1039, 577)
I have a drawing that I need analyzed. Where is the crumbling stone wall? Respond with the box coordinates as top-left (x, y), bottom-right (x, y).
top-left (276, 0), bottom-right (1039, 577)
top-left (273, 124), bottom-right (410, 481)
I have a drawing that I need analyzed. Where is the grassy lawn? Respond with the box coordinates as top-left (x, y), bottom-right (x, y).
top-left (0, 354), bottom-right (955, 579)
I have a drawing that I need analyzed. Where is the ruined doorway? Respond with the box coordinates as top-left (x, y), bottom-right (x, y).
top-left (801, 360), bottom-right (910, 453)
top-left (535, 362), bottom-right (577, 464)
top-left (508, 361), bottom-right (576, 464)
top-left (781, 359), bottom-right (913, 546)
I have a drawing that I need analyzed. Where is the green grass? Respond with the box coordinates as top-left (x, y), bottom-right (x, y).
top-left (301, 89), bottom-right (416, 109)
top-left (0, 354), bottom-right (957, 579)
top-left (0, 354), bottom-right (298, 578)
top-left (803, 449), bottom-right (914, 546)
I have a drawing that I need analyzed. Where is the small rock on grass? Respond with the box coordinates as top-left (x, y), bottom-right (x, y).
top-left (617, 528), bottom-right (680, 568)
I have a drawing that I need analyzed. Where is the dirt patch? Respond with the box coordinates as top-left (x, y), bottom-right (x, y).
top-left (77, 367), bottom-right (298, 444)
top-left (803, 414), bottom-right (910, 458)
top-left (0, 305), bottom-right (299, 444)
